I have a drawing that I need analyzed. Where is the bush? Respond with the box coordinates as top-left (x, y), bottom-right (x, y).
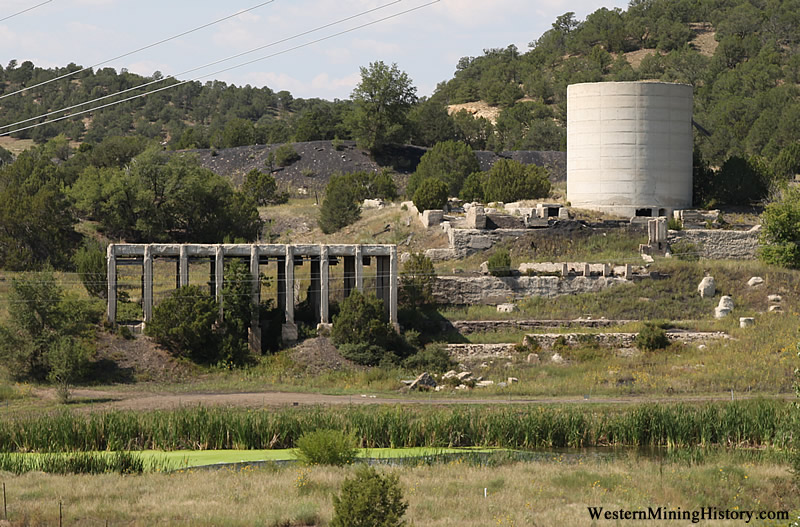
top-left (412, 177), bottom-right (448, 212)
top-left (47, 337), bottom-right (90, 403)
top-left (667, 217), bottom-right (682, 231)
top-left (670, 239), bottom-right (700, 261)
top-left (146, 286), bottom-right (220, 363)
top-left (482, 159), bottom-right (551, 203)
top-left (295, 429), bottom-right (357, 466)
top-left (759, 186), bottom-right (800, 269)
top-left (319, 173), bottom-right (362, 234)
top-left (331, 465), bottom-right (408, 527)
top-left (488, 249), bottom-right (512, 277)
top-left (273, 143), bottom-right (301, 166)
top-left (635, 323), bottom-right (670, 351)
top-left (459, 171), bottom-right (485, 202)
top-left (403, 343), bottom-right (456, 374)
top-left (241, 169), bottom-right (289, 206)
top-left (332, 290), bottom-right (398, 366)
top-left (399, 253), bottom-right (435, 309)
top-left (73, 239), bottom-right (107, 299)
top-left (407, 140), bottom-right (480, 197)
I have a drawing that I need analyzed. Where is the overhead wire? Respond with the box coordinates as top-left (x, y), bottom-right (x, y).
top-left (0, 0), bottom-right (53, 23)
top-left (0, 0), bottom-right (278, 101)
top-left (0, 0), bottom-right (403, 132)
top-left (0, 0), bottom-right (441, 137)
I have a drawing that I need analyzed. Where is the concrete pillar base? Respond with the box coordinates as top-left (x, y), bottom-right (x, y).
top-left (282, 323), bottom-right (298, 344)
top-left (248, 327), bottom-right (262, 354)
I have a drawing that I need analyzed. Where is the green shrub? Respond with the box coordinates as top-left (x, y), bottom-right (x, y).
top-left (412, 177), bottom-right (448, 212)
top-left (295, 429), bottom-right (357, 466)
top-left (146, 286), bottom-right (219, 363)
top-left (459, 171), bottom-right (485, 202)
top-left (72, 239), bottom-right (107, 299)
top-left (273, 143), bottom-right (300, 166)
top-left (319, 173), bottom-right (362, 234)
top-left (488, 249), bottom-right (512, 277)
top-left (241, 169), bottom-right (289, 206)
top-left (482, 159), bottom-right (551, 203)
top-left (399, 253), bottom-right (435, 309)
top-left (635, 323), bottom-right (670, 352)
top-left (759, 186), bottom-right (800, 269)
top-left (407, 140), bottom-right (480, 197)
top-left (332, 137), bottom-right (345, 151)
top-left (403, 343), bottom-right (456, 374)
top-left (667, 217), bottom-right (682, 231)
top-left (331, 465), bottom-right (408, 527)
top-left (332, 290), bottom-right (398, 366)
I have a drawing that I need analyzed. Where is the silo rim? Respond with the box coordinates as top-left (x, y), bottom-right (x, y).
top-left (567, 80), bottom-right (692, 88)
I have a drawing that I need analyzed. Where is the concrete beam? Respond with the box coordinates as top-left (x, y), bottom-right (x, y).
top-left (389, 245), bottom-right (398, 327)
top-left (282, 245), bottom-right (297, 343)
top-left (249, 245), bottom-right (261, 353)
top-left (215, 246), bottom-right (224, 319)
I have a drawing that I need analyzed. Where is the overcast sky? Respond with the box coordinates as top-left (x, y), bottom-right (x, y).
top-left (1, 0), bottom-right (629, 100)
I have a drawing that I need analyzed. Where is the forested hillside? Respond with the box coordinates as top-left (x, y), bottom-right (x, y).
top-left (1, 0), bottom-right (798, 166)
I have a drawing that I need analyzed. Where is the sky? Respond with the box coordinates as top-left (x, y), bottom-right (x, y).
top-left (1, 0), bottom-right (629, 101)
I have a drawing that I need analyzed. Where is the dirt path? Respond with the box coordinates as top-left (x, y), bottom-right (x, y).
top-left (37, 388), bottom-right (792, 412)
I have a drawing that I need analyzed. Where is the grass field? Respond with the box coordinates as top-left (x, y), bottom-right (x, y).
top-left (2, 453), bottom-right (797, 526)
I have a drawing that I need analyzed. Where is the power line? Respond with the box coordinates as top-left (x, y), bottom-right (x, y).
top-left (0, 0), bottom-right (403, 132)
top-left (0, 0), bottom-right (440, 138)
top-left (0, 0), bottom-right (277, 101)
top-left (0, 0), bottom-right (53, 23)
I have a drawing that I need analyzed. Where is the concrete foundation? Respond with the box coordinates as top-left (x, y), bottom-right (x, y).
top-left (107, 244), bottom-right (399, 350)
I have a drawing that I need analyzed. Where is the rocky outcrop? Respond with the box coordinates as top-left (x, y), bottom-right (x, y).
top-left (451, 319), bottom-right (636, 333)
top-left (432, 275), bottom-right (628, 305)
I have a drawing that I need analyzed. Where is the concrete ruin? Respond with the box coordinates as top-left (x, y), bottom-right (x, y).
top-left (106, 243), bottom-right (398, 350)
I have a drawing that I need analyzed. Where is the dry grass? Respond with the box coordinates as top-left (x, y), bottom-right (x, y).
top-left (0, 137), bottom-right (35, 156)
top-left (2, 455), bottom-right (796, 526)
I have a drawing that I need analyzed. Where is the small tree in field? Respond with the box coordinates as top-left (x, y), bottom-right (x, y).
top-left (412, 177), bottom-right (448, 212)
top-left (241, 169), bottom-right (288, 206)
top-left (331, 290), bottom-right (396, 366)
top-left (399, 253), bottom-right (436, 309)
top-left (48, 337), bottom-right (90, 403)
top-left (759, 186), bottom-right (800, 269)
top-left (146, 286), bottom-right (219, 363)
top-left (483, 159), bottom-right (551, 203)
top-left (319, 174), bottom-right (362, 234)
top-left (331, 466), bottom-right (408, 527)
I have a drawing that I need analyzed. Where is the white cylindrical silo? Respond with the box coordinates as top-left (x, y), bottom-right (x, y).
top-left (566, 81), bottom-right (693, 217)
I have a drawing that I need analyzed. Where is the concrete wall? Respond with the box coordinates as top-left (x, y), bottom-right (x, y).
top-left (432, 275), bottom-right (627, 305)
top-left (668, 228), bottom-right (760, 260)
top-left (567, 82), bottom-right (693, 217)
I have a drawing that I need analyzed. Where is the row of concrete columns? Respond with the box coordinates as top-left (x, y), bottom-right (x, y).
top-left (107, 244), bottom-right (399, 349)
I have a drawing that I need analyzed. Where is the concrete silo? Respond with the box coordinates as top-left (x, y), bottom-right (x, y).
top-left (566, 81), bottom-right (693, 217)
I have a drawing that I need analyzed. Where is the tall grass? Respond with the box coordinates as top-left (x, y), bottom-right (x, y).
top-left (0, 451), bottom-right (144, 474)
top-left (0, 400), bottom-right (794, 452)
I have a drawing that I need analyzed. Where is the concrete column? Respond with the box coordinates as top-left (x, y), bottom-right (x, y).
top-left (624, 264), bottom-right (633, 279)
top-left (215, 246), bottom-right (224, 319)
top-left (249, 245), bottom-right (261, 353)
top-left (355, 245), bottom-right (364, 291)
top-left (309, 255), bottom-right (321, 323)
top-left (603, 264), bottom-right (611, 277)
top-left (561, 263), bottom-right (569, 277)
top-left (389, 246), bottom-right (398, 327)
top-left (143, 245), bottom-right (153, 324)
top-left (282, 245), bottom-right (298, 343)
top-left (320, 245), bottom-right (329, 324)
top-left (277, 256), bottom-right (286, 318)
top-left (376, 255), bottom-right (390, 319)
top-left (106, 244), bottom-right (117, 324)
top-left (179, 245), bottom-right (189, 287)
top-left (583, 263), bottom-right (591, 277)
top-left (343, 256), bottom-right (355, 298)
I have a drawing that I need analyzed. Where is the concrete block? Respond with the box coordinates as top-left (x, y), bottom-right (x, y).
top-left (420, 209), bottom-right (444, 228)
top-left (739, 317), bottom-right (755, 328)
top-left (747, 276), bottom-right (764, 287)
top-left (468, 235), bottom-right (493, 250)
top-left (282, 323), bottom-right (298, 344)
top-left (466, 206), bottom-right (486, 229)
top-left (697, 276), bottom-right (715, 298)
top-left (497, 303), bottom-right (516, 313)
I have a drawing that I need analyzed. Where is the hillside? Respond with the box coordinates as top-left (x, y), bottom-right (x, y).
top-left (0, 0), bottom-right (797, 168)
top-left (190, 140), bottom-right (567, 192)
